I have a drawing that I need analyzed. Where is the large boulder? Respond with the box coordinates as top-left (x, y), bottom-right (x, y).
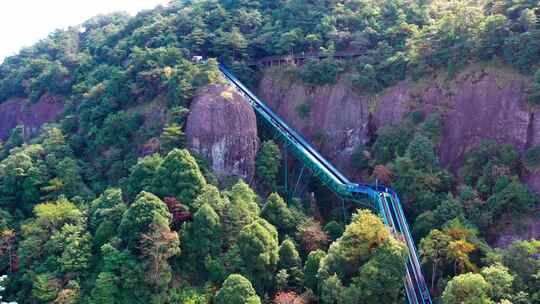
top-left (0, 94), bottom-right (64, 140)
top-left (186, 83), bottom-right (259, 182)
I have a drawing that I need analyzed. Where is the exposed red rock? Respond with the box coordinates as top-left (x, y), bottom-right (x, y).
top-left (257, 65), bottom-right (540, 195)
top-left (256, 65), bottom-right (539, 245)
top-left (0, 94), bottom-right (64, 140)
top-left (257, 71), bottom-right (368, 177)
top-left (375, 67), bottom-right (533, 173)
top-left (186, 83), bottom-right (259, 183)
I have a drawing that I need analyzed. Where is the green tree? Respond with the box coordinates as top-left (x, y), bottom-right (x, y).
top-left (3, 125), bottom-right (24, 154)
top-left (433, 194), bottom-right (465, 225)
top-left (125, 154), bottom-right (162, 200)
top-left (90, 272), bottom-right (118, 304)
top-left (486, 177), bottom-right (536, 219)
top-left (183, 203), bottom-right (222, 267)
top-left (56, 224), bottom-right (92, 274)
top-left (413, 211), bottom-right (438, 240)
top-left (278, 238), bottom-right (301, 270)
top-left (118, 191), bottom-right (172, 248)
top-left (523, 145), bottom-right (540, 171)
top-left (214, 274), bottom-right (261, 304)
top-left (169, 286), bottom-right (209, 304)
top-left (442, 273), bottom-right (493, 304)
top-left (192, 184), bottom-right (228, 216)
top-left (320, 274), bottom-right (344, 304)
top-left (303, 249), bottom-right (326, 292)
top-left (531, 69), bottom-right (540, 105)
top-left (344, 237), bottom-right (407, 303)
top-left (318, 210), bottom-right (390, 281)
top-left (89, 188), bottom-right (127, 247)
top-left (152, 149), bottom-right (206, 209)
top-left (481, 263), bottom-right (514, 302)
top-left (261, 192), bottom-right (294, 234)
top-left (33, 197), bottom-right (82, 228)
top-left (89, 188), bottom-right (124, 228)
top-left (277, 238), bottom-right (303, 290)
top-left (406, 134), bottom-right (438, 169)
top-left (420, 229), bottom-right (452, 291)
top-left (96, 243), bottom-right (149, 302)
top-left (236, 218), bottom-right (279, 293)
top-left (256, 140), bottom-right (281, 191)
top-left (323, 221), bottom-right (344, 241)
top-left (223, 180), bottom-right (260, 244)
top-left (159, 123), bottom-right (185, 153)
top-left (32, 273), bottom-right (59, 302)
top-left (500, 240), bottom-right (540, 296)
top-left (371, 124), bottom-right (412, 164)
top-left (139, 221), bottom-right (180, 294)
top-left (422, 113), bottom-right (443, 143)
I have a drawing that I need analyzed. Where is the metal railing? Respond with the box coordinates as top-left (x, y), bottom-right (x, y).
top-left (218, 63), bottom-right (432, 304)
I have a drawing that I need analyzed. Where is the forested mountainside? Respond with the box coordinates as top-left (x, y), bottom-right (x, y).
top-left (0, 0), bottom-right (539, 303)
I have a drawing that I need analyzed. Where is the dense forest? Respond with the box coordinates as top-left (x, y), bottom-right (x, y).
top-left (0, 0), bottom-right (539, 303)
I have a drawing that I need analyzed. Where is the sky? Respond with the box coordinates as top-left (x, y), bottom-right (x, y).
top-left (0, 0), bottom-right (170, 61)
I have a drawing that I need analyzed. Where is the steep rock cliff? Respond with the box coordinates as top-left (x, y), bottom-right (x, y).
top-left (186, 83), bottom-right (259, 183)
top-left (256, 64), bottom-right (539, 245)
top-left (257, 69), bottom-right (369, 177)
top-left (257, 65), bottom-right (540, 194)
top-left (374, 65), bottom-right (535, 172)
top-left (0, 94), bottom-right (64, 140)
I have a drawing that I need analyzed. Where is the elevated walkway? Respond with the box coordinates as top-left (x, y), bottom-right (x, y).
top-left (219, 63), bottom-right (432, 304)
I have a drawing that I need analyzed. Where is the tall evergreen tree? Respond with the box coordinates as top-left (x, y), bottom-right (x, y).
top-left (152, 149), bottom-right (206, 209)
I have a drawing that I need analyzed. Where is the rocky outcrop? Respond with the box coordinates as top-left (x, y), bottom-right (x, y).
top-left (257, 65), bottom-right (540, 192)
top-left (374, 66), bottom-right (534, 173)
top-left (0, 94), bottom-right (64, 140)
top-left (257, 64), bottom-right (539, 246)
top-left (257, 70), bottom-right (369, 177)
top-left (493, 213), bottom-right (540, 248)
top-left (186, 83), bottom-right (259, 182)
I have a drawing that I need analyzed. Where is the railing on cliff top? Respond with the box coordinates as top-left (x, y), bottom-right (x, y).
top-left (247, 50), bottom-right (364, 67)
top-left (218, 63), bottom-right (433, 304)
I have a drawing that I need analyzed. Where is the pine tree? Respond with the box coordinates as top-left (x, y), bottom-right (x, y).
top-left (214, 274), bottom-right (261, 304)
top-left (126, 154), bottom-right (163, 200)
top-left (159, 123), bottom-right (185, 153)
top-left (304, 250), bottom-right (326, 291)
top-left (223, 181), bottom-right (260, 245)
top-left (237, 219), bottom-right (279, 293)
top-left (32, 273), bottom-right (59, 302)
top-left (261, 193), bottom-right (294, 234)
top-left (90, 272), bottom-right (118, 304)
top-left (278, 239), bottom-right (301, 270)
top-left (152, 149), bottom-right (206, 209)
top-left (184, 203), bottom-right (222, 265)
top-left (256, 140), bottom-right (281, 191)
top-left (118, 191), bottom-right (172, 249)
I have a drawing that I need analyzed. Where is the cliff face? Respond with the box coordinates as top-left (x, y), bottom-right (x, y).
top-left (0, 94), bottom-right (64, 140)
top-left (257, 70), bottom-right (369, 177)
top-left (374, 66), bottom-right (535, 172)
top-left (257, 65), bottom-right (540, 193)
top-left (186, 83), bottom-right (259, 183)
top-left (256, 64), bottom-right (539, 245)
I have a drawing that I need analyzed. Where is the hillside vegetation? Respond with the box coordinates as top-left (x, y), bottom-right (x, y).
top-left (0, 1), bottom-right (539, 304)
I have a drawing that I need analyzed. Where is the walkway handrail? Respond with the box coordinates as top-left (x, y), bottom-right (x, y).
top-left (218, 63), bottom-right (432, 304)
